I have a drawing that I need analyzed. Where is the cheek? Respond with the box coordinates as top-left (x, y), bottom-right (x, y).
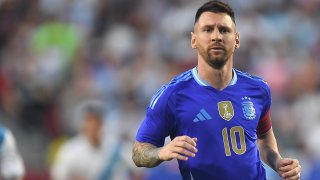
top-left (225, 38), bottom-right (236, 49)
top-left (197, 38), bottom-right (210, 49)
top-left (197, 43), bottom-right (207, 53)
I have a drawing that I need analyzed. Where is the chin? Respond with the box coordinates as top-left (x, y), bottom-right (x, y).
top-left (206, 59), bottom-right (227, 69)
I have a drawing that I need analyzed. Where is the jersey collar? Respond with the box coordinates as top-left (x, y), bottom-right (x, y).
top-left (192, 67), bottom-right (238, 87)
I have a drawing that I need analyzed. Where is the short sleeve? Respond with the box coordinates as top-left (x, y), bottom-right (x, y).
top-left (257, 83), bottom-right (272, 136)
top-left (136, 88), bottom-right (176, 147)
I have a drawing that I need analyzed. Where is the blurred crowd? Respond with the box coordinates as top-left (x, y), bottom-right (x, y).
top-left (0, 0), bottom-right (319, 179)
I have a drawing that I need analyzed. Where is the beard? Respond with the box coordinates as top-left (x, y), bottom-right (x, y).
top-left (198, 45), bottom-right (228, 69)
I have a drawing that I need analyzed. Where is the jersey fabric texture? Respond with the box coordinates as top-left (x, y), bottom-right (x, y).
top-left (136, 67), bottom-right (272, 180)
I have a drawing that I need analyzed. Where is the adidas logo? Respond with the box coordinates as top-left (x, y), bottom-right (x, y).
top-left (193, 108), bottom-right (212, 122)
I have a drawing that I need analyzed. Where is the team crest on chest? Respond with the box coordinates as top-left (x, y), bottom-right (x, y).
top-left (218, 101), bottom-right (234, 121)
top-left (242, 96), bottom-right (256, 120)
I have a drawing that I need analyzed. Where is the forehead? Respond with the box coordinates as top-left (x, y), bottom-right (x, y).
top-left (196, 11), bottom-right (234, 28)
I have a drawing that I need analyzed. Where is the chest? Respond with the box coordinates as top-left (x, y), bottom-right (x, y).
top-left (66, 141), bottom-right (113, 178)
top-left (173, 88), bottom-right (265, 137)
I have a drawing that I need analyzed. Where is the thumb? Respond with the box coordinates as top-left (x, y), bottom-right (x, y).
top-left (278, 158), bottom-right (293, 168)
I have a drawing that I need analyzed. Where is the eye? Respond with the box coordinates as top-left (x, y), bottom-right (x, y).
top-left (220, 27), bottom-right (230, 34)
top-left (203, 27), bottom-right (212, 33)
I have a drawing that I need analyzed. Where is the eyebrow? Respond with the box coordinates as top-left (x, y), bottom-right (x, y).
top-left (200, 23), bottom-right (231, 28)
top-left (199, 24), bottom-right (233, 32)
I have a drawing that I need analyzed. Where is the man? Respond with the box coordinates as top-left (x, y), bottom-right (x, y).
top-left (0, 126), bottom-right (25, 180)
top-left (51, 101), bottom-right (136, 180)
top-left (132, 1), bottom-right (301, 179)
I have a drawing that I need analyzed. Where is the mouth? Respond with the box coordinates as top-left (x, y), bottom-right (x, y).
top-left (209, 47), bottom-right (224, 53)
top-left (210, 45), bottom-right (224, 49)
top-left (209, 44), bottom-right (224, 50)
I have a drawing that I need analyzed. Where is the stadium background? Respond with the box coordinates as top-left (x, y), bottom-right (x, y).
top-left (0, 0), bottom-right (319, 179)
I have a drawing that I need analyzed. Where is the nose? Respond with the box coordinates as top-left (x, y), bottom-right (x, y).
top-left (211, 29), bottom-right (222, 42)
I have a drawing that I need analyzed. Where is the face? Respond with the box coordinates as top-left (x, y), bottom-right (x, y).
top-left (82, 112), bottom-right (102, 145)
top-left (191, 12), bottom-right (240, 69)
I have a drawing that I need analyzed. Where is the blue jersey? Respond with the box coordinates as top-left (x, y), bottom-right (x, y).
top-left (136, 67), bottom-right (272, 180)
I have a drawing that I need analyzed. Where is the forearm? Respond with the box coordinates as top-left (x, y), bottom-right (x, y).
top-left (259, 141), bottom-right (282, 170)
top-left (132, 141), bottom-right (163, 168)
top-left (258, 129), bottom-right (282, 171)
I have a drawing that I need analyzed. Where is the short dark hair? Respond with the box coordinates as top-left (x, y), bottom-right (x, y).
top-left (195, 0), bottom-right (236, 25)
top-left (82, 101), bottom-right (104, 121)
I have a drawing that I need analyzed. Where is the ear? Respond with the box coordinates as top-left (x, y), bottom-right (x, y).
top-left (191, 32), bottom-right (197, 49)
top-left (235, 32), bottom-right (240, 49)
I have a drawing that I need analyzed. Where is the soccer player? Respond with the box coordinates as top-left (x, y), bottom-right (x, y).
top-left (51, 101), bottom-right (138, 180)
top-left (0, 126), bottom-right (25, 180)
top-left (132, 1), bottom-right (301, 179)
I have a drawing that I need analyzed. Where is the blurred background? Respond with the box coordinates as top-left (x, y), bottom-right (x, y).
top-left (0, 0), bottom-right (319, 179)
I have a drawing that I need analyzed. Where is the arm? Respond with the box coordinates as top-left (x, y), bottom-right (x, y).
top-left (257, 128), bottom-right (281, 170)
top-left (132, 141), bottom-right (162, 168)
top-left (258, 128), bottom-right (301, 179)
top-left (132, 136), bottom-right (198, 168)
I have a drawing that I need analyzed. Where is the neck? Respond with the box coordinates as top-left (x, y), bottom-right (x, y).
top-left (84, 135), bottom-right (101, 148)
top-left (197, 59), bottom-right (233, 90)
top-left (90, 138), bottom-right (101, 148)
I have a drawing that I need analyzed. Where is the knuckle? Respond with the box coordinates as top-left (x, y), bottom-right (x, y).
top-left (182, 142), bottom-right (187, 147)
top-left (182, 149), bottom-right (188, 155)
top-left (175, 141), bottom-right (181, 146)
top-left (181, 136), bottom-right (187, 140)
top-left (171, 139), bottom-right (177, 144)
top-left (178, 147), bottom-right (184, 153)
top-left (173, 140), bottom-right (181, 146)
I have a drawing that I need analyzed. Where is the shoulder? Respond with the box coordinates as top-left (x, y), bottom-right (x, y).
top-left (235, 69), bottom-right (270, 92)
top-left (59, 136), bottom-right (86, 154)
top-left (56, 136), bottom-right (89, 163)
top-left (64, 135), bottom-right (85, 147)
top-left (149, 69), bottom-right (194, 109)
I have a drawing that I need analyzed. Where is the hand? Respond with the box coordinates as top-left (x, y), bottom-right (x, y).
top-left (158, 136), bottom-right (198, 161)
top-left (276, 158), bottom-right (301, 180)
